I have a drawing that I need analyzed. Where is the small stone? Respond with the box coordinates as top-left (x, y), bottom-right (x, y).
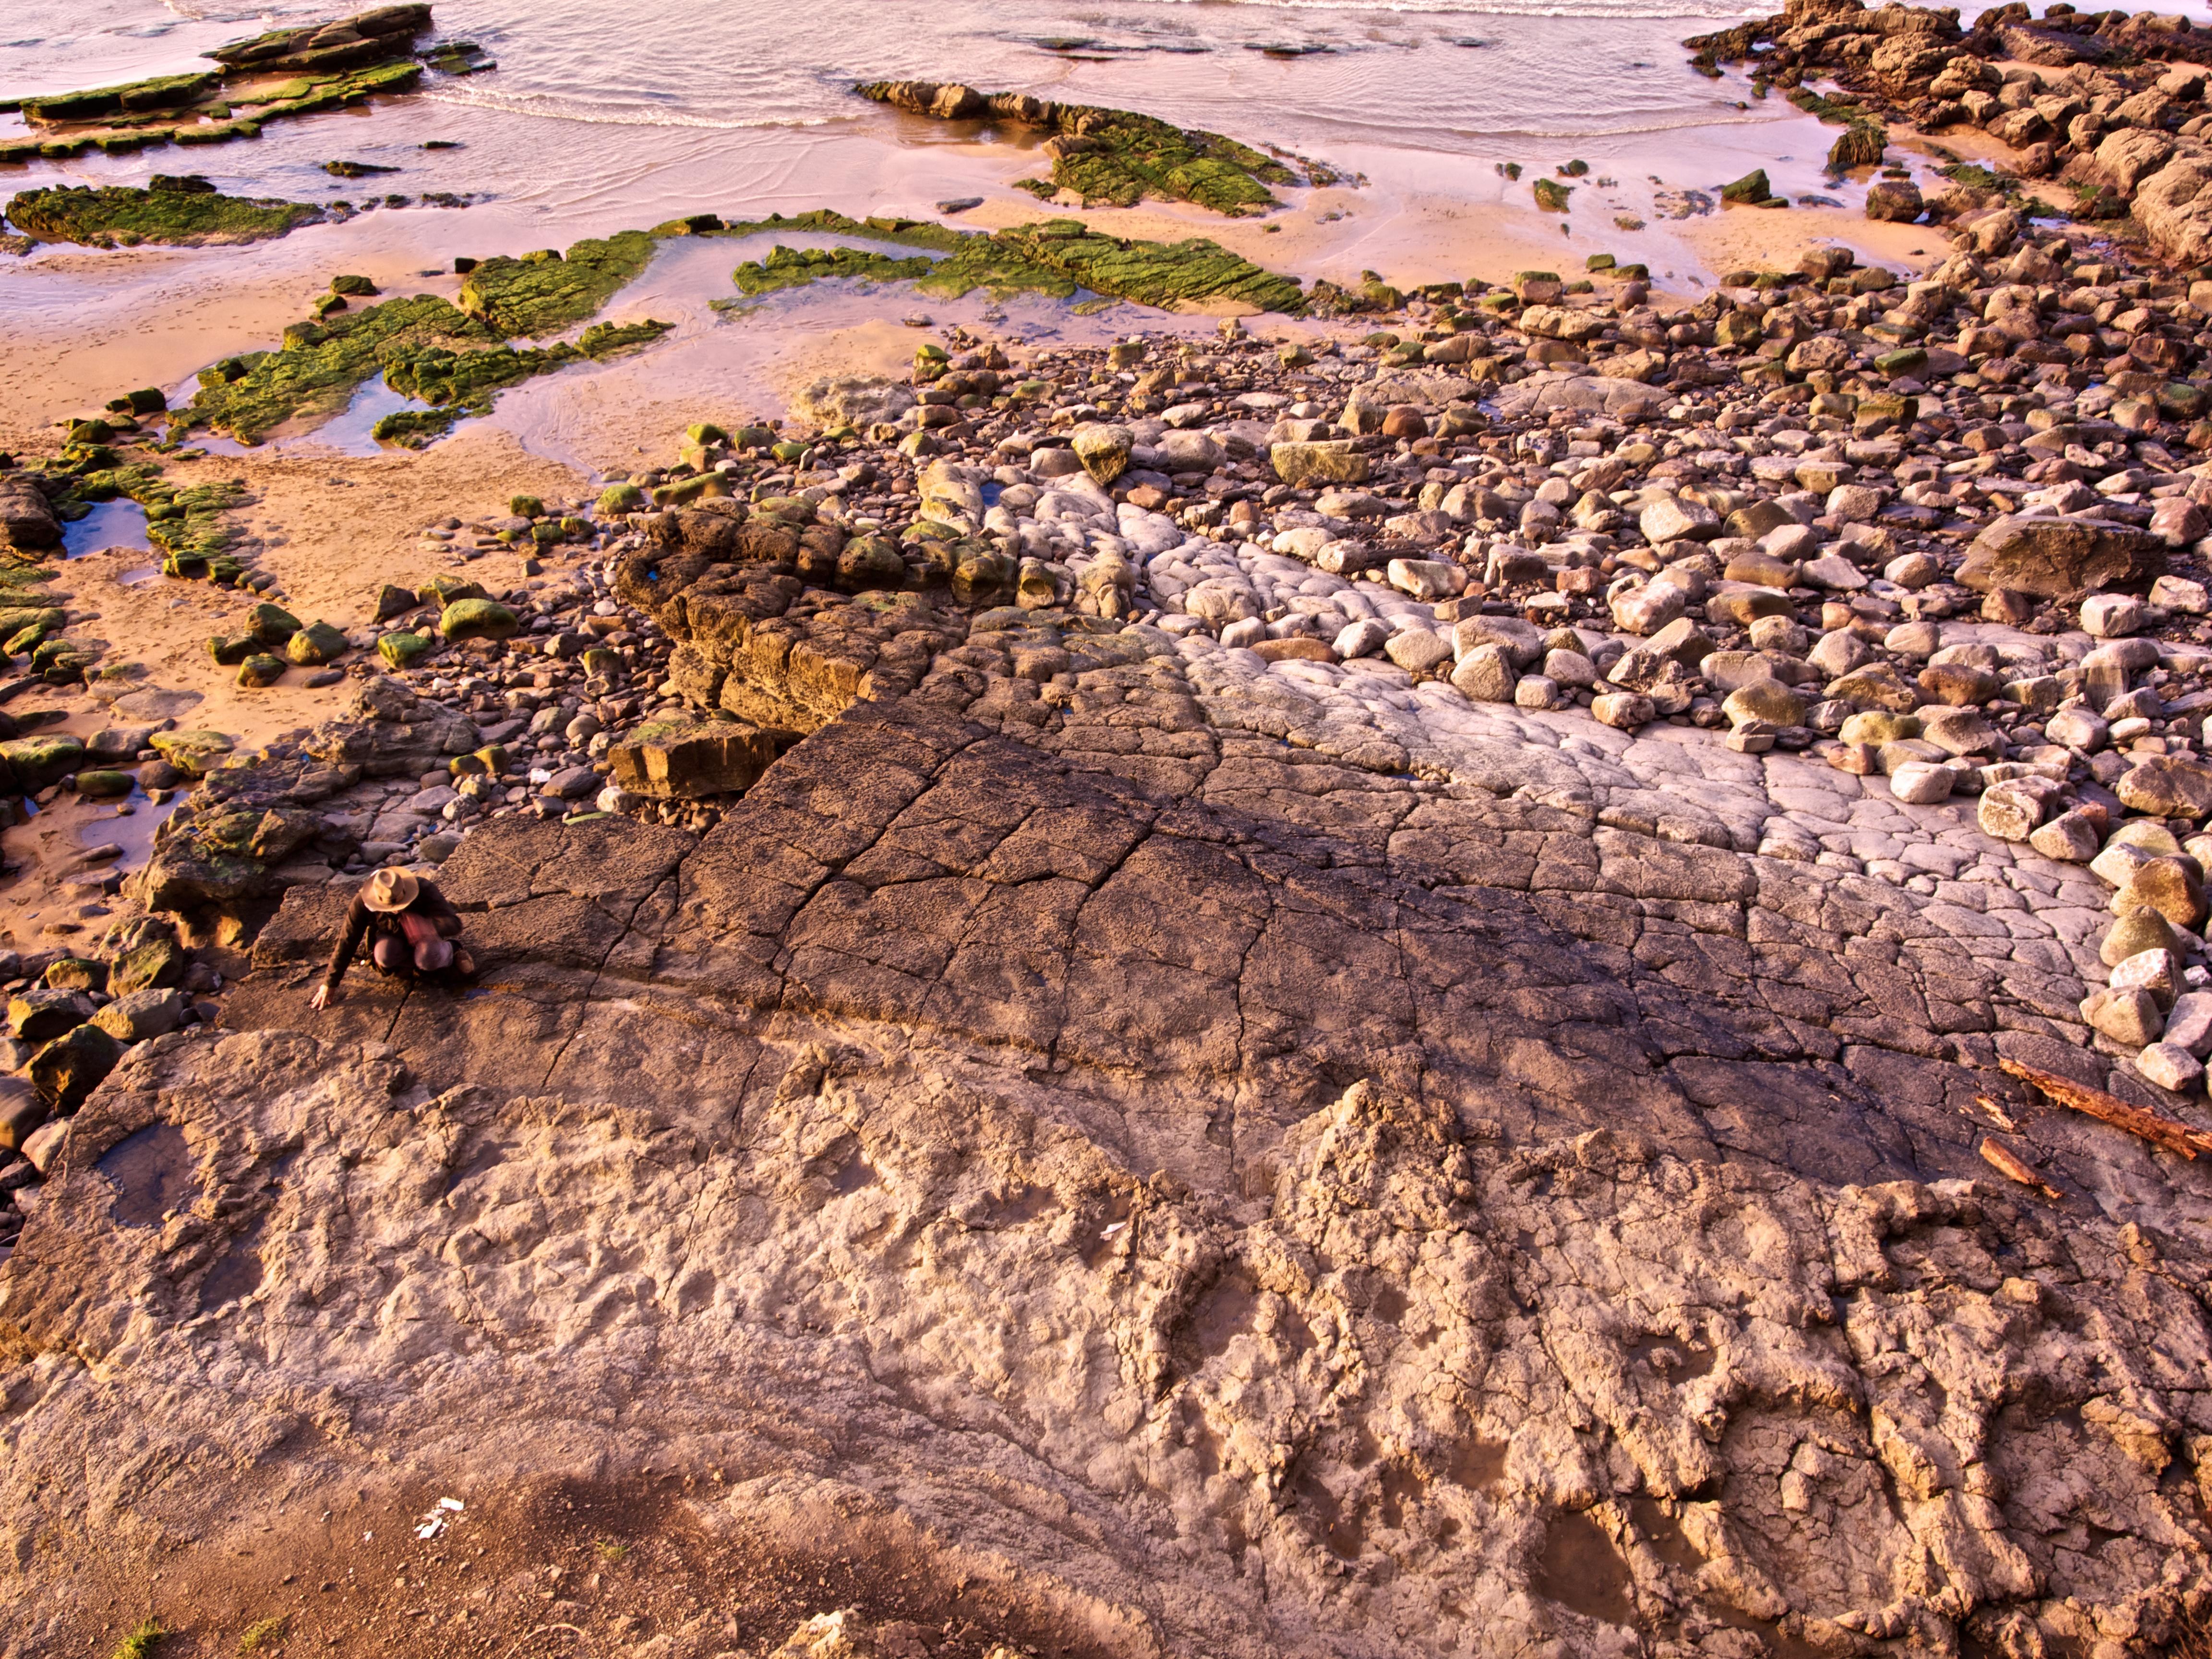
top-left (1592, 691), bottom-right (1655, 730)
top-left (1978, 780), bottom-right (2049, 841)
top-left (1514, 674), bottom-right (1565, 710)
top-left (2136, 1041), bottom-right (2204, 1094)
top-left (8, 987), bottom-right (92, 1045)
top-left (2103, 910), bottom-right (2181, 968)
top-left (1638, 497), bottom-right (1720, 544)
top-left (90, 988), bottom-right (184, 1045)
top-left (2163, 990), bottom-right (2212, 1057)
top-left (1839, 710), bottom-right (1920, 745)
top-left (1723, 680), bottom-right (1806, 730)
top-left (2112, 948), bottom-right (2180, 1010)
top-left (2082, 593), bottom-right (2150, 639)
top-left (1889, 760), bottom-right (1954, 804)
top-left (2151, 575), bottom-right (2210, 615)
top-left (440, 599), bottom-right (519, 642)
top-left (2028, 809), bottom-right (2101, 864)
top-left (1450, 645), bottom-right (1516, 702)
top-left (2113, 856), bottom-right (2208, 930)
top-left (2047, 708), bottom-right (2109, 752)
top-left (1270, 440), bottom-right (1367, 488)
top-left (2116, 756), bottom-right (2212, 819)
top-left (237, 653), bottom-right (288, 688)
top-left (20, 1116), bottom-right (67, 1175)
top-left (28, 1021), bottom-right (122, 1112)
top-left (1384, 629), bottom-right (1454, 675)
top-left (1919, 708), bottom-right (2004, 758)
top-left (1387, 559), bottom-right (1464, 601)
top-left (1611, 583), bottom-right (1686, 635)
top-left (1071, 423), bottom-right (1134, 486)
top-left (2082, 986), bottom-right (2165, 1047)
top-left (1330, 619), bottom-right (1388, 660)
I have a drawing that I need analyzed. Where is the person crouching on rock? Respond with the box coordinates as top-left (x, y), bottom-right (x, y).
top-left (310, 866), bottom-right (475, 1010)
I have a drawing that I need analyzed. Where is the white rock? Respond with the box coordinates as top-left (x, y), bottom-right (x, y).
top-left (1592, 691), bottom-right (1655, 730)
top-left (2027, 809), bottom-right (2101, 863)
top-left (2046, 707), bottom-right (2109, 752)
top-left (1611, 583), bottom-right (1685, 635)
top-left (2113, 947), bottom-right (2180, 1008)
top-left (1387, 558), bottom-right (1463, 601)
top-left (1890, 761), bottom-right (1954, 805)
top-left (2082, 593), bottom-right (2150, 639)
top-left (2137, 1041), bottom-right (2204, 1094)
top-left (2152, 574), bottom-right (2211, 614)
top-left (21, 1116), bottom-right (68, 1174)
top-left (1333, 619), bottom-right (1390, 660)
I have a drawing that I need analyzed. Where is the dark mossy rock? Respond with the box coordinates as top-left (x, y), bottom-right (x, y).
top-left (74, 768), bottom-right (134, 800)
top-left (0, 1087), bottom-right (48, 1154)
top-left (207, 5), bottom-right (432, 75)
top-left (147, 729), bottom-right (235, 776)
top-left (108, 938), bottom-right (186, 997)
top-left (3, 184), bottom-right (325, 248)
top-left (372, 408), bottom-right (457, 448)
top-left (508, 494), bottom-right (545, 518)
top-left (42, 958), bottom-right (105, 992)
top-left (374, 584), bottom-right (420, 620)
top-left (378, 631), bottom-right (433, 668)
top-left (284, 620), bottom-right (348, 665)
top-left (0, 733), bottom-right (83, 789)
top-left (421, 575), bottom-right (488, 606)
top-left (30, 1021), bottom-right (124, 1113)
top-left (206, 633), bottom-right (257, 666)
top-left (237, 652), bottom-right (288, 687)
top-left (245, 601), bottom-right (302, 643)
top-left (438, 598), bottom-right (517, 641)
top-left (733, 244), bottom-right (936, 296)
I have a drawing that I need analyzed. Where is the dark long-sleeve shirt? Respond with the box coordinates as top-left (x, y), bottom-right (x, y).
top-left (322, 882), bottom-right (464, 995)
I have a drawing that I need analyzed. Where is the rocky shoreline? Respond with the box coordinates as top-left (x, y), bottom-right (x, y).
top-left (3, 4), bottom-right (2212, 1652)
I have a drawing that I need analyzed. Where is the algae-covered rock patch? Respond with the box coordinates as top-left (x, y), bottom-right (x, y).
top-left (3, 183), bottom-right (324, 249)
top-left (182, 290), bottom-right (671, 446)
top-left (183, 293), bottom-right (503, 445)
top-left (857, 81), bottom-right (1335, 216)
top-left (457, 230), bottom-right (660, 337)
top-left (732, 245), bottom-right (937, 296)
top-left (721, 213), bottom-right (1305, 315)
top-left (0, 6), bottom-right (443, 164)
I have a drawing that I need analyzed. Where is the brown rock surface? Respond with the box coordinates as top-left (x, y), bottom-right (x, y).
top-left (4, 687), bottom-right (2212, 1657)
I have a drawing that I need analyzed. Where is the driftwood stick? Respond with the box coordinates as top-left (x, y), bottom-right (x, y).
top-left (1999, 1058), bottom-right (2212, 1161)
top-left (1978, 1135), bottom-right (2062, 1201)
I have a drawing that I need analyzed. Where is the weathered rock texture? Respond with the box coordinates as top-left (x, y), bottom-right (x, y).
top-left (6, 686), bottom-right (2212, 1656)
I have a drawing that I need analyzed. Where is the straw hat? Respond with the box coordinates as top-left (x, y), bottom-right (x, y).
top-left (362, 867), bottom-right (421, 914)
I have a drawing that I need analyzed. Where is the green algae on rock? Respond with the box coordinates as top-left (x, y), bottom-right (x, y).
top-left (929, 219), bottom-right (1304, 313)
top-left (0, 6), bottom-right (441, 164)
top-left (457, 231), bottom-right (660, 337)
top-left (722, 214), bottom-right (1306, 314)
top-left (856, 81), bottom-right (1334, 216)
top-left (732, 245), bottom-right (937, 296)
top-left (184, 293), bottom-right (502, 444)
top-left (2, 182), bottom-right (324, 248)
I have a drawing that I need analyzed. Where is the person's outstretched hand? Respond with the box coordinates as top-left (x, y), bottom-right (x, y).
top-left (310, 984), bottom-right (333, 1011)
